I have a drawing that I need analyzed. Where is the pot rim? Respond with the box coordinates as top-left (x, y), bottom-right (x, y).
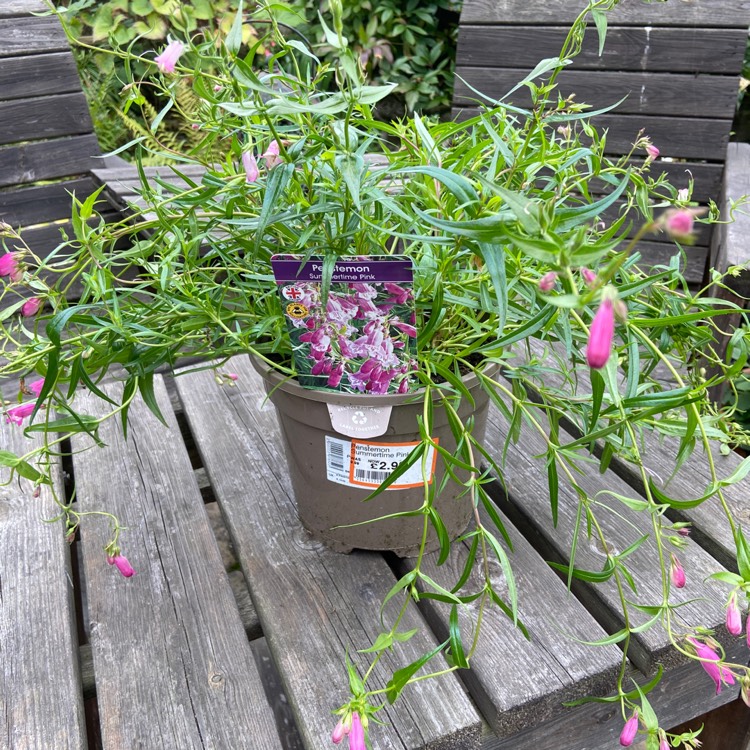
top-left (249, 354), bottom-right (498, 406)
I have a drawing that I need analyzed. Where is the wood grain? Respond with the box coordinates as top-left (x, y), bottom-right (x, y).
top-left (452, 110), bottom-right (732, 162)
top-left (0, 420), bottom-right (87, 749)
top-left (397, 506), bottom-right (622, 738)
top-left (454, 69), bottom-right (738, 119)
top-left (70, 378), bottom-right (280, 750)
top-left (0, 178), bottom-right (97, 228)
top-left (456, 26), bottom-right (748, 73)
top-left (176, 357), bottom-right (484, 750)
top-left (482, 389), bottom-right (735, 674)
top-left (0, 93), bottom-right (95, 147)
top-left (0, 53), bottom-right (83, 100)
top-left (460, 0), bottom-right (750, 27)
top-left (0, 0), bottom-right (48, 18)
top-left (0, 135), bottom-right (102, 189)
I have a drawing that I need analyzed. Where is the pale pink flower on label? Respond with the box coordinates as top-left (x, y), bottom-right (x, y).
top-left (155, 40), bottom-right (184, 74)
top-left (619, 711), bottom-right (639, 747)
top-left (21, 297), bottom-right (42, 317)
top-left (538, 271), bottom-right (557, 292)
top-left (670, 554), bottom-right (686, 588)
top-left (242, 151), bottom-right (260, 183)
top-left (5, 402), bottom-right (35, 425)
top-left (726, 593), bottom-right (742, 636)
top-left (107, 554), bottom-right (136, 578)
top-left (586, 297), bottom-right (614, 369)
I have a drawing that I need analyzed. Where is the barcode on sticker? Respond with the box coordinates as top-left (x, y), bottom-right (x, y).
top-left (328, 438), bottom-right (345, 472)
top-left (353, 468), bottom-right (390, 484)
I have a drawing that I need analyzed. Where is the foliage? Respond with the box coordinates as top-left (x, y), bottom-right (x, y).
top-left (291, 0), bottom-right (462, 114)
top-left (2, 1), bottom-right (750, 747)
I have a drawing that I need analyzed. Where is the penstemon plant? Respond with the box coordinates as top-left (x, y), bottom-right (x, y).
top-left (2, 1), bottom-right (750, 747)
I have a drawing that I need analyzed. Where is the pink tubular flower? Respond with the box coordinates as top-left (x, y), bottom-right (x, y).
top-left (581, 267), bottom-right (597, 287)
top-left (262, 140), bottom-right (281, 168)
top-left (538, 271), bottom-right (558, 292)
top-left (659, 736), bottom-right (669, 750)
top-left (5, 402), bottom-right (35, 425)
top-left (645, 143), bottom-right (660, 161)
top-left (670, 554), bottom-right (686, 589)
top-left (619, 711), bottom-right (639, 747)
top-left (107, 554), bottom-right (136, 578)
top-left (28, 378), bottom-right (45, 398)
top-left (687, 637), bottom-right (736, 694)
top-left (154, 40), bottom-right (184, 74)
top-left (349, 713), bottom-right (365, 750)
top-left (586, 297), bottom-right (615, 369)
top-left (726, 593), bottom-right (743, 636)
top-left (242, 151), bottom-right (259, 183)
top-left (0, 252), bottom-right (22, 282)
top-left (662, 208), bottom-right (697, 242)
top-left (21, 297), bottom-right (42, 317)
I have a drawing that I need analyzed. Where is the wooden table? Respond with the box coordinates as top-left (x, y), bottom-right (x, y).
top-left (1, 354), bottom-right (747, 750)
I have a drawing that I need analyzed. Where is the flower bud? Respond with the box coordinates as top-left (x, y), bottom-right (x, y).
top-left (107, 554), bottom-right (136, 578)
top-left (726, 593), bottom-right (743, 636)
top-left (538, 271), bottom-right (557, 292)
top-left (580, 267), bottom-right (597, 287)
top-left (619, 711), bottom-right (639, 747)
top-left (645, 143), bottom-right (660, 161)
top-left (586, 297), bottom-right (615, 369)
top-left (21, 297), bottom-right (42, 317)
top-left (349, 712), bottom-right (365, 750)
top-left (670, 554), bottom-right (686, 588)
top-left (331, 719), bottom-right (346, 744)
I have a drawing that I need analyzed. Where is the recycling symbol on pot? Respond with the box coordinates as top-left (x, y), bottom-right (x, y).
top-left (327, 404), bottom-right (392, 438)
top-left (351, 411), bottom-right (368, 425)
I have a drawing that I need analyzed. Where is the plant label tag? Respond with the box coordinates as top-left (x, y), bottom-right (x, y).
top-left (325, 436), bottom-right (437, 490)
top-left (271, 254), bottom-right (417, 394)
top-left (326, 404), bottom-right (392, 438)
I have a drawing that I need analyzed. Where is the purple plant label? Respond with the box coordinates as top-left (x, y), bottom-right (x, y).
top-left (271, 255), bottom-right (418, 394)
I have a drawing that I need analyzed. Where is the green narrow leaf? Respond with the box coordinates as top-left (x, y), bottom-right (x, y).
top-left (591, 10), bottom-right (608, 56)
top-left (448, 605), bottom-right (469, 669)
top-left (588, 368), bottom-right (605, 435)
top-left (478, 242), bottom-right (507, 333)
top-left (385, 640), bottom-right (448, 704)
top-left (428, 507), bottom-right (451, 566)
top-left (735, 526), bottom-right (750, 580)
top-left (225, 0), bottom-right (244, 55)
top-left (137, 373), bottom-right (168, 427)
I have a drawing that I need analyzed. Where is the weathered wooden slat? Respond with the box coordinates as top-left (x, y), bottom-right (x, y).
top-left (0, 52), bottom-right (83, 100)
top-left (0, 135), bottom-right (101, 189)
top-left (460, 0), bottom-right (750, 27)
top-left (0, 16), bottom-right (68, 55)
top-left (70, 378), bottom-right (280, 750)
top-left (0, 0), bottom-right (49, 20)
top-left (0, 177), bottom-right (97, 228)
top-left (482, 390), bottom-right (734, 675)
top-left (454, 69), bottom-right (738, 119)
top-left (0, 422), bottom-right (87, 749)
top-left (456, 26), bottom-right (748, 73)
top-left (479, 643), bottom-right (747, 750)
top-left (397, 507), bottom-right (621, 739)
top-left (0, 93), bottom-right (94, 147)
top-left (625, 240), bottom-right (706, 285)
top-left (518, 339), bottom-right (745, 573)
top-left (176, 358), bottom-right (484, 750)
top-left (452, 109), bottom-right (732, 161)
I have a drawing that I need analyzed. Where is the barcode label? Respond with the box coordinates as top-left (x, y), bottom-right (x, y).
top-left (353, 469), bottom-right (390, 484)
top-left (328, 439), bottom-right (345, 472)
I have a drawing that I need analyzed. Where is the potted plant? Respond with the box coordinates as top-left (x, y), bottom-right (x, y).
top-left (1, 0), bottom-right (749, 746)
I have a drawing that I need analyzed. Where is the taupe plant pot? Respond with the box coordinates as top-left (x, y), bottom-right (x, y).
top-left (252, 357), bottom-right (496, 556)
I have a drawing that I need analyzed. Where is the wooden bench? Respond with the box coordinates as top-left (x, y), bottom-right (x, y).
top-left (2, 2), bottom-right (750, 748)
top-left (452, 0), bottom-right (750, 296)
top-left (3, 353), bottom-right (748, 749)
